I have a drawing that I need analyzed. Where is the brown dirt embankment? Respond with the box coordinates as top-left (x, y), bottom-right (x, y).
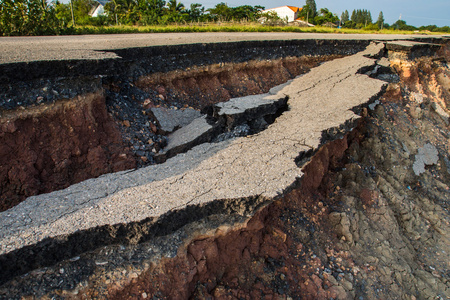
top-left (1, 42), bottom-right (448, 299)
top-left (134, 56), bottom-right (341, 110)
top-left (0, 55), bottom-right (339, 212)
top-left (0, 94), bottom-right (135, 211)
top-left (108, 51), bottom-right (450, 300)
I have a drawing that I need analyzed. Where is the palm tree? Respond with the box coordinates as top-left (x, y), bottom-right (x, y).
top-left (167, 0), bottom-right (184, 13)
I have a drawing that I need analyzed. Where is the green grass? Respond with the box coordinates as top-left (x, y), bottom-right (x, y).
top-left (70, 22), bottom-right (448, 35)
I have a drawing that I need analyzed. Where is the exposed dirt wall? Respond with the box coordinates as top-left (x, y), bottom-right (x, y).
top-left (0, 93), bottom-right (135, 211)
top-left (108, 136), bottom-right (350, 300)
top-left (107, 55), bottom-right (450, 300)
top-left (0, 55), bottom-right (340, 212)
top-left (0, 40), bottom-right (448, 299)
top-left (135, 56), bottom-right (341, 110)
top-left (0, 38), bottom-right (372, 210)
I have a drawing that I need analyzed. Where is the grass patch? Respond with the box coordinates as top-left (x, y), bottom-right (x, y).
top-left (70, 22), bottom-right (447, 35)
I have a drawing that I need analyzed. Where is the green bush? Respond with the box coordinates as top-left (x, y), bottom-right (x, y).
top-left (0, 0), bottom-right (68, 36)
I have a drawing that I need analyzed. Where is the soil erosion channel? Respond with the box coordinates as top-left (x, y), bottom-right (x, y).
top-left (0, 36), bottom-right (449, 299)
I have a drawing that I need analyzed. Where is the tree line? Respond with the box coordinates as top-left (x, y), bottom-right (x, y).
top-left (0, 0), bottom-right (449, 36)
top-left (301, 0), bottom-right (449, 32)
top-left (0, 0), bottom-right (268, 35)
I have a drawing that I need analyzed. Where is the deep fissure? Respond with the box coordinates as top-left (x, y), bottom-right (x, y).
top-left (0, 53), bottom-right (343, 212)
top-left (0, 37), bottom-right (449, 299)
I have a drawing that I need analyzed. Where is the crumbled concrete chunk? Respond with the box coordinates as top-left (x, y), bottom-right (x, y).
top-left (150, 107), bottom-right (201, 133)
top-left (156, 116), bottom-right (216, 162)
top-left (431, 102), bottom-right (449, 125)
top-left (213, 94), bottom-right (287, 130)
top-left (413, 143), bottom-right (439, 175)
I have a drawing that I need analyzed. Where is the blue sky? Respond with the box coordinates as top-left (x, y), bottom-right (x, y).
top-left (61, 0), bottom-right (450, 27)
top-left (182, 0), bottom-right (450, 27)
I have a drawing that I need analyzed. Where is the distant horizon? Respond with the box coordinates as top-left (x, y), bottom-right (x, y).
top-left (58, 0), bottom-right (450, 28)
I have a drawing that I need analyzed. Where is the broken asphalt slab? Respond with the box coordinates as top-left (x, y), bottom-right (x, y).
top-left (155, 115), bottom-right (217, 162)
top-left (386, 40), bottom-right (443, 59)
top-left (0, 43), bottom-right (388, 283)
top-left (150, 107), bottom-right (201, 134)
top-left (156, 92), bottom-right (288, 162)
top-left (213, 93), bottom-right (288, 130)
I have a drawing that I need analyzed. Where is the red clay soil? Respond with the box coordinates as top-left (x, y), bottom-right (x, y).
top-left (0, 93), bottom-right (135, 211)
top-left (108, 136), bottom-right (351, 300)
top-left (0, 55), bottom-right (341, 212)
top-left (136, 56), bottom-right (341, 110)
top-left (108, 53), bottom-right (450, 298)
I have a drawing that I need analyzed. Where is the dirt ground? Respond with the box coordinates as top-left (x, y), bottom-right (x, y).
top-left (0, 43), bottom-right (448, 300)
top-left (108, 50), bottom-right (450, 299)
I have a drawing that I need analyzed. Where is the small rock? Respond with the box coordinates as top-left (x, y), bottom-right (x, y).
top-left (123, 120), bottom-right (131, 127)
top-left (142, 292), bottom-right (148, 298)
top-left (413, 143), bottom-right (439, 175)
top-left (149, 122), bottom-right (157, 133)
top-left (213, 93), bottom-right (287, 130)
top-left (150, 107), bottom-right (201, 134)
top-left (1, 120), bottom-right (17, 133)
top-left (341, 279), bottom-right (353, 291)
top-left (156, 86), bottom-right (165, 94)
top-left (411, 92), bottom-right (424, 104)
top-left (136, 150), bottom-right (146, 156)
top-left (431, 102), bottom-right (449, 125)
top-left (368, 100), bottom-right (380, 110)
top-left (156, 116), bottom-right (215, 162)
top-left (142, 99), bottom-right (152, 109)
top-left (329, 285), bottom-right (348, 300)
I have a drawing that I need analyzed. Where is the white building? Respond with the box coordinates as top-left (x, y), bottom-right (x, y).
top-left (90, 0), bottom-right (110, 17)
top-left (262, 6), bottom-right (302, 22)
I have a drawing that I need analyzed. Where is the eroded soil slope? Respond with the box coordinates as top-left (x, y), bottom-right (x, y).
top-left (108, 55), bottom-right (340, 166)
top-left (0, 55), bottom-right (338, 212)
top-left (109, 50), bottom-right (450, 299)
top-left (0, 93), bottom-right (135, 211)
top-left (0, 40), bottom-right (448, 300)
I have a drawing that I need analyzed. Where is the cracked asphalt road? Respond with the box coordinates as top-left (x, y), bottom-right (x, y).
top-left (0, 43), bottom-right (387, 255)
top-left (0, 32), bottom-right (443, 64)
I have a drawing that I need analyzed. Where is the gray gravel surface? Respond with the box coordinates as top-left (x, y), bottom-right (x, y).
top-left (0, 32), bottom-right (444, 64)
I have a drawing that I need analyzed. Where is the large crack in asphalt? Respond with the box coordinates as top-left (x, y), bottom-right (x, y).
top-left (0, 42), bottom-right (393, 290)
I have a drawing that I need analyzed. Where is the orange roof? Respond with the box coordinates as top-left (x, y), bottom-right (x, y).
top-left (264, 6), bottom-right (302, 13)
top-left (287, 6), bottom-right (302, 12)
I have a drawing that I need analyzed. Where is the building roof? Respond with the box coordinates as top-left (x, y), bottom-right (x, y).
top-left (263, 6), bottom-right (302, 13)
top-left (96, 0), bottom-right (110, 6)
top-left (287, 6), bottom-right (301, 12)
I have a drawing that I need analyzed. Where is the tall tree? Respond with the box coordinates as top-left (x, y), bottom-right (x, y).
top-left (314, 8), bottom-right (338, 25)
top-left (377, 11), bottom-right (384, 29)
top-left (73, 0), bottom-right (96, 19)
top-left (350, 9), bottom-right (356, 23)
top-left (231, 5), bottom-right (263, 21)
top-left (365, 10), bottom-right (372, 24)
top-left (350, 9), bottom-right (373, 27)
top-left (305, 0), bottom-right (316, 16)
top-left (300, 0), bottom-right (317, 23)
top-left (340, 10), bottom-right (349, 23)
top-left (186, 3), bottom-right (205, 22)
top-left (207, 2), bottom-right (231, 21)
top-left (167, 0), bottom-right (183, 13)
